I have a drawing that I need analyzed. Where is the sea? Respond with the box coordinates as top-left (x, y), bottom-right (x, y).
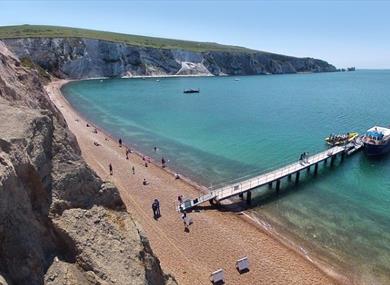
top-left (62, 70), bottom-right (390, 284)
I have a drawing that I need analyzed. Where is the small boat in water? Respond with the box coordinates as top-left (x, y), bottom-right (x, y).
top-left (325, 132), bottom-right (359, 146)
top-left (183, 88), bottom-right (200, 94)
top-left (363, 126), bottom-right (390, 156)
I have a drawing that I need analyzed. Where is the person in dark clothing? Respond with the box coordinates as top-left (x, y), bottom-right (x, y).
top-left (152, 201), bottom-right (158, 219)
top-left (143, 179), bottom-right (149, 185)
top-left (181, 211), bottom-right (189, 232)
top-left (126, 149), bottom-right (130, 160)
top-left (119, 138), bottom-right (122, 147)
top-left (161, 157), bottom-right (166, 168)
top-left (154, 199), bottom-right (160, 217)
top-left (132, 166), bottom-right (135, 175)
top-left (109, 163), bottom-right (113, 175)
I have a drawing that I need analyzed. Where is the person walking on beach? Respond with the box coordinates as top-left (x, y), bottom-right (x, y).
top-left (119, 138), bottom-right (122, 147)
top-left (154, 199), bottom-right (161, 217)
top-left (126, 149), bottom-right (130, 160)
top-left (109, 163), bottom-right (113, 175)
top-left (181, 211), bottom-right (190, 232)
top-left (178, 195), bottom-right (183, 204)
top-left (152, 201), bottom-right (158, 219)
top-left (161, 157), bottom-right (166, 168)
top-left (132, 166), bottom-right (135, 175)
top-left (143, 178), bottom-right (149, 186)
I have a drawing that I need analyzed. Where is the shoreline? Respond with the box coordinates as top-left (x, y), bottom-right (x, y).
top-left (48, 78), bottom-right (346, 285)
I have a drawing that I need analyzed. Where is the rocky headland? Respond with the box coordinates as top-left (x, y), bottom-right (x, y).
top-left (0, 41), bottom-right (176, 285)
top-left (3, 38), bottom-right (336, 79)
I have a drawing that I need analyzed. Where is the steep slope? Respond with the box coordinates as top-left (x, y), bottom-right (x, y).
top-left (0, 41), bottom-right (176, 285)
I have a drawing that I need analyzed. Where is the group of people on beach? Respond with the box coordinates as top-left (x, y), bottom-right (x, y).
top-left (89, 124), bottom-right (191, 232)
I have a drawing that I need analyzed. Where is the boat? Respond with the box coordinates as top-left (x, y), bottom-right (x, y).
top-left (325, 132), bottom-right (359, 146)
top-left (362, 126), bottom-right (390, 156)
top-left (183, 88), bottom-right (200, 94)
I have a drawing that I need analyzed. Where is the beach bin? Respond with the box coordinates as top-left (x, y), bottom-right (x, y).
top-left (236, 256), bottom-right (249, 273)
top-left (210, 268), bottom-right (224, 284)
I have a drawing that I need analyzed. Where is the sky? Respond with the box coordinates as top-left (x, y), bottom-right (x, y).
top-left (1, 0), bottom-right (390, 68)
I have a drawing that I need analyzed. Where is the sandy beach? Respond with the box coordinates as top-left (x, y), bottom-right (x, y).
top-left (46, 79), bottom-right (340, 285)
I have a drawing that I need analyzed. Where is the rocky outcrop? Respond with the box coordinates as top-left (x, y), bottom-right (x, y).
top-left (0, 41), bottom-right (176, 285)
top-left (3, 38), bottom-right (336, 79)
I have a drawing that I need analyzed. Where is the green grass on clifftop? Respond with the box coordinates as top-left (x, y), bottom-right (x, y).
top-left (0, 25), bottom-right (257, 53)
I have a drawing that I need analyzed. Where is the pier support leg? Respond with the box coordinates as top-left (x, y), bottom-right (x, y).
top-left (295, 171), bottom-right (300, 185)
top-left (239, 193), bottom-right (244, 200)
top-left (288, 174), bottom-right (292, 181)
top-left (341, 151), bottom-right (345, 162)
top-left (276, 180), bottom-right (281, 195)
top-left (246, 191), bottom-right (252, 205)
top-left (331, 155), bottom-right (335, 166)
top-left (268, 182), bottom-right (273, 188)
top-left (324, 158), bottom-right (328, 165)
top-left (306, 165), bottom-right (310, 174)
top-left (314, 163), bottom-right (318, 175)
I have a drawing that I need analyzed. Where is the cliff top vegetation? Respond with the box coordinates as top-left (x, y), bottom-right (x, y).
top-left (0, 24), bottom-right (260, 53)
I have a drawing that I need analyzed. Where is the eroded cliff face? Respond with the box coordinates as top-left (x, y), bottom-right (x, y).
top-left (0, 41), bottom-right (176, 285)
top-left (3, 38), bottom-right (336, 79)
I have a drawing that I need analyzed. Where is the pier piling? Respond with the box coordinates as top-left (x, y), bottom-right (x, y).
top-left (276, 180), bottom-right (281, 194)
top-left (295, 171), bottom-right (300, 184)
top-left (314, 163), bottom-right (318, 175)
top-left (246, 191), bottom-right (252, 205)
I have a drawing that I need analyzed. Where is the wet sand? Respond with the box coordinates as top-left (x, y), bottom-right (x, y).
top-left (46, 79), bottom-right (341, 285)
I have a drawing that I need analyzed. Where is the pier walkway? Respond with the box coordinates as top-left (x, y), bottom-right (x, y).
top-left (179, 140), bottom-right (363, 211)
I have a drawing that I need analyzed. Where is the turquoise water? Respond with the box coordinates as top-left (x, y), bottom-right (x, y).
top-left (63, 71), bottom-right (390, 284)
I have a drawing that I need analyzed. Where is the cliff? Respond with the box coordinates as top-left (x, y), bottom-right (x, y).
top-left (0, 41), bottom-right (176, 285)
top-left (3, 37), bottom-right (336, 79)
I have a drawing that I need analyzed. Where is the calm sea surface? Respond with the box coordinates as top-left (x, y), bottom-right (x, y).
top-left (63, 71), bottom-right (390, 284)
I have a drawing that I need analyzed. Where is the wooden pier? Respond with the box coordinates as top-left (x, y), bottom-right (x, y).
top-left (179, 139), bottom-right (363, 211)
